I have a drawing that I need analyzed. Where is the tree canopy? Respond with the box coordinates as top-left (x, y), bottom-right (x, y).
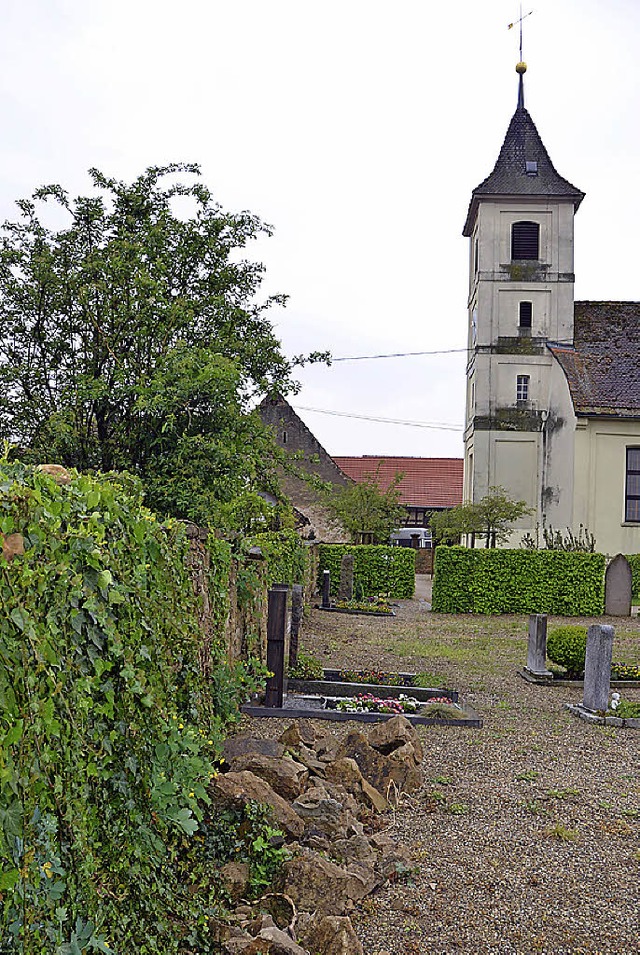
top-left (326, 469), bottom-right (406, 544)
top-left (0, 164), bottom-right (319, 529)
top-left (430, 486), bottom-right (532, 548)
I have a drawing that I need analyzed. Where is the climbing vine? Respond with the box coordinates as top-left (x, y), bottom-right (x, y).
top-left (0, 462), bottom-right (261, 953)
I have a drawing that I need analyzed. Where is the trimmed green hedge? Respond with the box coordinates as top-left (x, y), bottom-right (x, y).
top-left (432, 546), bottom-right (606, 615)
top-left (318, 544), bottom-right (415, 599)
top-left (627, 554), bottom-right (640, 601)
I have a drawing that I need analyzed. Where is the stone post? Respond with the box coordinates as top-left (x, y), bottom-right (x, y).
top-left (583, 624), bottom-right (614, 713)
top-left (289, 583), bottom-right (304, 669)
top-left (338, 554), bottom-right (354, 602)
top-left (321, 570), bottom-right (331, 609)
top-left (526, 614), bottom-right (552, 678)
top-left (265, 584), bottom-right (289, 708)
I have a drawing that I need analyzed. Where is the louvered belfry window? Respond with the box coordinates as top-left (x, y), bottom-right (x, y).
top-left (625, 448), bottom-right (640, 522)
top-left (511, 221), bottom-right (539, 260)
top-left (519, 301), bottom-right (533, 329)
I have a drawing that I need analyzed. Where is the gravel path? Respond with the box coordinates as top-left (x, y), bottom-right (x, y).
top-left (241, 589), bottom-right (640, 955)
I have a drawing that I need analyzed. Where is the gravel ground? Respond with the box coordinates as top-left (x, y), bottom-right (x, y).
top-left (239, 585), bottom-right (640, 955)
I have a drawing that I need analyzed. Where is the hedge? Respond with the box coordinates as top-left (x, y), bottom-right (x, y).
top-left (318, 544), bottom-right (416, 599)
top-left (432, 546), bottom-right (606, 615)
top-left (627, 554), bottom-right (640, 601)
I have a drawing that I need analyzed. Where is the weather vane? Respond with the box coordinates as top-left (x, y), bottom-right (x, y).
top-left (508, 4), bottom-right (533, 65)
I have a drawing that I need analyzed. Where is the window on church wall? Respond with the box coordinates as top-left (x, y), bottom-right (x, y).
top-left (511, 221), bottom-right (539, 260)
top-left (516, 375), bottom-right (530, 402)
top-left (625, 448), bottom-right (640, 522)
top-left (519, 301), bottom-right (533, 330)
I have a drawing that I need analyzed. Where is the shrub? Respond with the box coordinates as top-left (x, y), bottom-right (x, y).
top-left (547, 626), bottom-right (587, 676)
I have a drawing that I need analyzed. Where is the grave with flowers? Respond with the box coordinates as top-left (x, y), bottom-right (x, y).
top-left (564, 624), bottom-right (640, 729)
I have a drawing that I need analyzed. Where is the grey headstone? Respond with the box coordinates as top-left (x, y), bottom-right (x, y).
top-left (526, 614), bottom-right (552, 677)
top-left (339, 553), bottom-right (355, 601)
top-left (604, 554), bottom-right (632, 616)
top-left (583, 624), bottom-right (614, 713)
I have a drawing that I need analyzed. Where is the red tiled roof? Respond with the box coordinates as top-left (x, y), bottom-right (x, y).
top-left (332, 456), bottom-right (464, 509)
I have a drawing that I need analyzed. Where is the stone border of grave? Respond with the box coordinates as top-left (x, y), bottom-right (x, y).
top-left (317, 606), bottom-right (396, 617)
top-left (519, 613), bottom-right (640, 688)
top-left (241, 700), bottom-right (482, 728)
top-left (288, 676), bottom-right (459, 704)
top-left (563, 703), bottom-right (640, 729)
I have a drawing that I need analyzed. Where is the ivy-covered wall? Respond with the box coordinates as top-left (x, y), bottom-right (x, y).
top-left (318, 544), bottom-right (416, 599)
top-left (0, 463), bottom-right (261, 953)
top-left (432, 545), bottom-right (606, 615)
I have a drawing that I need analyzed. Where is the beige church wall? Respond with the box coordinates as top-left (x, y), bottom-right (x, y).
top-left (573, 420), bottom-right (640, 555)
top-left (540, 358), bottom-right (577, 533)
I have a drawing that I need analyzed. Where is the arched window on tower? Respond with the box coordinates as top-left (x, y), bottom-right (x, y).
top-left (511, 221), bottom-right (539, 260)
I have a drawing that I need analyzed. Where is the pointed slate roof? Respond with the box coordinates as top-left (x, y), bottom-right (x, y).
top-left (463, 77), bottom-right (585, 236)
top-left (548, 302), bottom-right (640, 418)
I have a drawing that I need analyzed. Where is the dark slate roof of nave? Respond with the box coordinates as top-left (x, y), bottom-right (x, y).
top-left (548, 302), bottom-right (640, 417)
top-left (463, 97), bottom-right (585, 236)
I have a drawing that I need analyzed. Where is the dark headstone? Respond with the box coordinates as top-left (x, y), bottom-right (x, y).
top-left (604, 554), bottom-right (632, 616)
top-left (321, 570), bottom-right (331, 609)
top-left (338, 554), bottom-right (354, 602)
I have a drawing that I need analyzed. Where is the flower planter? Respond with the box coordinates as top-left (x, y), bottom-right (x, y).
top-left (288, 669), bottom-right (458, 703)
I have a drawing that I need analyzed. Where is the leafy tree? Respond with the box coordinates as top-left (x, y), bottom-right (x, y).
top-left (326, 469), bottom-right (406, 544)
top-left (0, 164), bottom-right (320, 528)
top-left (432, 486), bottom-right (532, 548)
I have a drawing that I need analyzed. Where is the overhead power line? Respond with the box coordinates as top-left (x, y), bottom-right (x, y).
top-left (292, 404), bottom-right (464, 432)
top-left (331, 347), bottom-right (467, 362)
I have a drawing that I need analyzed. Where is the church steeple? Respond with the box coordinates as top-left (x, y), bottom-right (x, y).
top-left (462, 67), bottom-right (584, 237)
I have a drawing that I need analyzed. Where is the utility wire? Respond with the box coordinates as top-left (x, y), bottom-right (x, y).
top-left (331, 347), bottom-right (467, 361)
top-left (292, 404), bottom-right (464, 432)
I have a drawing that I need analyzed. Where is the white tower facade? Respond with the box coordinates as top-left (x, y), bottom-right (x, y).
top-left (462, 71), bottom-right (585, 542)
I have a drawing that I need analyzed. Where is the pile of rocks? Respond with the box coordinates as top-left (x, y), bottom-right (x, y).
top-left (211, 715), bottom-right (424, 954)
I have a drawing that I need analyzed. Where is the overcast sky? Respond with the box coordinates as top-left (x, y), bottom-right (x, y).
top-left (1, 0), bottom-right (638, 459)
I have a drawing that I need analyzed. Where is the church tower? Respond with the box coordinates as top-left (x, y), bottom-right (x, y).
top-left (462, 64), bottom-right (585, 541)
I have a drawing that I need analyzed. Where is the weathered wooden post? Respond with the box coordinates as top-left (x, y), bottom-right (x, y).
top-left (321, 569), bottom-right (331, 609)
top-left (265, 584), bottom-right (289, 708)
top-left (289, 583), bottom-right (304, 669)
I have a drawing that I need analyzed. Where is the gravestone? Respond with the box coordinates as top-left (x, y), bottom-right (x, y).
top-left (604, 554), bottom-right (632, 616)
top-left (321, 570), bottom-right (331, 609)
top-left (525, 614), bottom-right (552, 678)
top-left (339, 554), bottom-right (355, 602)
top-left (583, 624), bottom-right (614, 712)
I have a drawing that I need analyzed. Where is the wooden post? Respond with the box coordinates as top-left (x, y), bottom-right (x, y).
top-left (265, 584), bottom-right (289, 708)
top-left (289, 583), bottom-right (304, 669)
